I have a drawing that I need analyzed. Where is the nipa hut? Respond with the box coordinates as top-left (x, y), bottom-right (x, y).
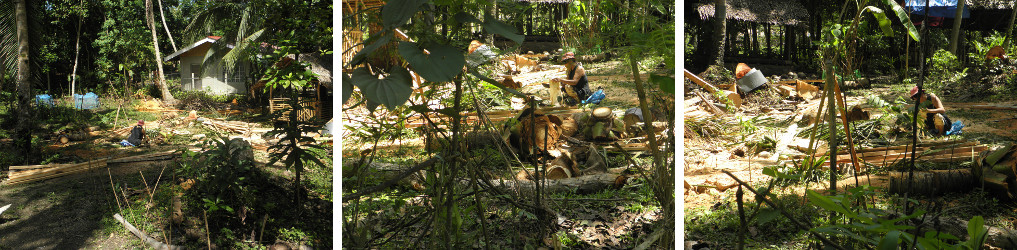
top-left (685, 0), bottom-right (812, 73)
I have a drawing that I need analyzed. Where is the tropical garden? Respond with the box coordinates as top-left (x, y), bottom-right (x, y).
top-left (0, 0), bottom-right (333, 248)
top-left (342, 0), bottom-right (675, 248)
top-left (686, 0), bottom-right (1017, 248)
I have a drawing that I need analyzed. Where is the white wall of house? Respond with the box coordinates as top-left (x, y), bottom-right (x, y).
top-left (179, 56), bottom-right (249, 95)
top-left (169, 38), bottom-right (250, 95)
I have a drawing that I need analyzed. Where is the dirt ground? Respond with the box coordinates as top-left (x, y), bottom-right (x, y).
top-left (0, 160), bottom-right (174, 249)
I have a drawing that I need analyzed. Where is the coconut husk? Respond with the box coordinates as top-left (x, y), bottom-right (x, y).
top-left (559, 115), bottom-right (578, 137)
top-left (520, 115), bottom-right (561, 154)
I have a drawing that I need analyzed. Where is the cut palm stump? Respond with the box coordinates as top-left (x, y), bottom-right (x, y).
top-left (5, 151), bottom-right (180, 185)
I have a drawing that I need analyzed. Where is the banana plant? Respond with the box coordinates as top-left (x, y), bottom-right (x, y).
top-left (824, 0), bottom-right (920, 78)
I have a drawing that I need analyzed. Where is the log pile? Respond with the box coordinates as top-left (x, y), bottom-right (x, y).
top-left (794, 140), bottom-right (986, 168)
top-left (5, 159), bottom-right (109, 185)
top-left (202, 119), bottom-right (253, 134)
top-left (5, 151), bottom-right (180, 185)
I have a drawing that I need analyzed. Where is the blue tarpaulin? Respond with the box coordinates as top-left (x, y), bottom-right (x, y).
top-left (905, 0), bottom-right (970, 19)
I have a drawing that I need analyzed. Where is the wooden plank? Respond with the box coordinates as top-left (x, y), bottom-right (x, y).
top-left (6, 160), bottom-right (109, 185)
top-left (9, 163), bottom-right (73, 171)
top-left (820, 148), bottom-right (982, 167)
top-left (108, 151), bottom-right (178, 164)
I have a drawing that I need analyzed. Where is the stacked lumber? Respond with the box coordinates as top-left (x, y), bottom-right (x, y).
top-left (794, 140), bottom-right (985, 167)
top-left (202, 119), bottom-right (252, 134)
top-left (5, 151), bottom-right (180, 185)
top-left (5, 159), bottom-right (108, 185)
top-left (944, 103), bottom-right (1017, 111)
top-left (108, 151), bottom-right (178, 164)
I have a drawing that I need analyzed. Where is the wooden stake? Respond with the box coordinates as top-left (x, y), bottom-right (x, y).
top-left (109, 168), bottom-right (122, 212)
top-left (204, 210), bottom-right (211, 250)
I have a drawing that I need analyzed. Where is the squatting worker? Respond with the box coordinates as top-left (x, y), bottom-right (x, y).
top-left (910, 86), bottom-right (952, 136)
top-left (120, 120), bottom-right (146, 147)
top-left (552, 52), bottom-right (592, 106)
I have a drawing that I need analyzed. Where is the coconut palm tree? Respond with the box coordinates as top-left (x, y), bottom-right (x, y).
top-left (0, 0), bottom-right (42, 164)
top-left (146, 0), bottom-right (176, 105)
top-left (182, 1), bottom-right (265, 79)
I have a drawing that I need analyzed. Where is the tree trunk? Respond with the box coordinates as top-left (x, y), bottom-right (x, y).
top-left (1007, 2), bottom-right (1017, 46)
top-left (156, 0), bottom-right (177, 51)
top-left (485, 0), bottom-right (496, 45)
top-left (949, 1), bottom-right (964, 54)
top-left (146, 0), bottom-right (176, 105)
top-left (14, 0), bottom-right (34, 165)
top-left (71, 16), bottom-right (81, 100)
top-left (752, 24), bottom-right (759, 56)
top-left (710, 0), bottom-right (726, 66)
top-left (765, 24), bottom-right (771, 56)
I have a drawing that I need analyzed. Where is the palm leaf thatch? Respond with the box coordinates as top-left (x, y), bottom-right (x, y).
top-left (184, 2), bottom-right (264, 76)
top-left (0, 0), bottom-right (45, 87)
top-left (696, 0), bottom-right (811, 27)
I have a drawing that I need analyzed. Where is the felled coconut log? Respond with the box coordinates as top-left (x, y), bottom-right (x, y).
top-left (344, 160), bottom-right (428, 191)
top-left (346, 161), bottom-right (628, 196)
top-left (488, 173), bottom-right (627, 195)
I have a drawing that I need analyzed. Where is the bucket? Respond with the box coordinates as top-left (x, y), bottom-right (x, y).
top-left (737, 69), bottom-right (768, 93)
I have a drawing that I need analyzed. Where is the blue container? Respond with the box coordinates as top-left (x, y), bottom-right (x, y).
top-left (74, 92), bottom-right (100, 110)
top-left (34, 94), bottom-right (54, 108)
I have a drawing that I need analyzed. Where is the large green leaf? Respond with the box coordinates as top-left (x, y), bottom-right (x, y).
top-left (877, 230), bottom-right (901, 250)
top-left (398, 42), bottom-right (465, 82)
top-left (755, 207), bottom-right (779, 225)
top-left (454, 12), bottom-right (480, 24)
top-left (349, 32), bottom-right (392, 67)
top-left (352, 67), bottom-right (414, 110)
top-left (482, 13), bottom-right (524, 44)
top-left (342, 73), bottom-right (353, 104)
top-left (862, 6), bottom-right (893, 37)
top-left (807, 190), bottom-right (851, 215)
top-left (883, 0), bottom-right (920, 42)
top-left (966, 216), bottom-right (987, 249)
top-left (649, 74), bottom-right (675, 94)
top-left (382, 0), bottom-right (427, 29)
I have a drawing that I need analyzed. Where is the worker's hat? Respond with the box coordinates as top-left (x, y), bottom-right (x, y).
top-left (561, 52), bottom-right (576, 62)
top-left (909, 86), bottom-right (920, 99)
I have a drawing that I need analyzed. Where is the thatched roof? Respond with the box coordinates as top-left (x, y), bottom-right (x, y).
top-left (696, 0), bottom-right (810, 27)
top-left (512, 0), bottom-right (572, 3)
top-left (966, 0), bottom-right (1013, 10)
